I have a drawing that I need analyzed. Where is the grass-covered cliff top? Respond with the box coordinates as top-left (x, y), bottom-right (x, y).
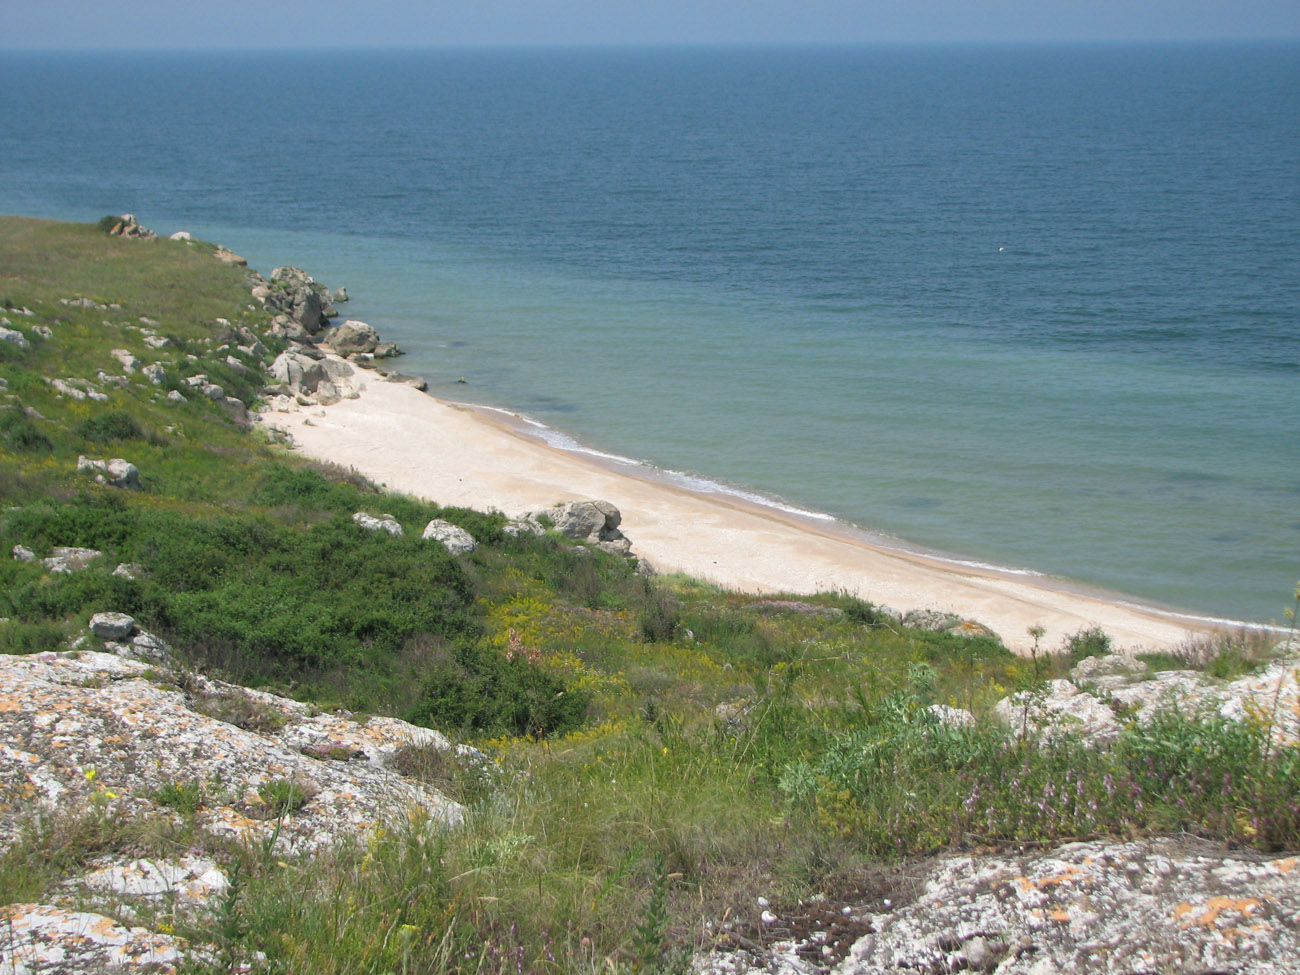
top-left (2, 216), bottom-right (1297, 974)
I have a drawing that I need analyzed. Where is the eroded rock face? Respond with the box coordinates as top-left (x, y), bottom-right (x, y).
top-left (0, 651), bottom-right (464, 855)
top-left (264, 266), bottom-right (337, 333)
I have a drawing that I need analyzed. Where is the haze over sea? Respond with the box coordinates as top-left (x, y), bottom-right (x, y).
top-left (2, 44), bottom-right (1297, 623)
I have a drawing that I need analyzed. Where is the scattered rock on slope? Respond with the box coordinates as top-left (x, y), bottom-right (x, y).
top-left (993, 643), bottom-right (1300, 747)
top-left (422, 518), bottom-right (477, 555)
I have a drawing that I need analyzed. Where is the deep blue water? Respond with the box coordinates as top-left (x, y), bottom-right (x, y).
top-left (2, 44), bottom-right (1297, 622)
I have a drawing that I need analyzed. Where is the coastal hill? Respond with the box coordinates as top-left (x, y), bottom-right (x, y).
top-left (2, 216), bottom-right (1298, 973)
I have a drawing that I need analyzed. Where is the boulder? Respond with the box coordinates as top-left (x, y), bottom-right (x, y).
top-left (169, 230), bottom-right (193, 241)
top-left (0, 326), bottom-right (29, 349)
top-left (385, 373), bottom-right (428, 390)
top-left (421, 519), bottom-right (477, 556)
top-left (142, 363), bottom-right (167, 385)
top-left (77, 456), bottom-right (142, 490)
top-left (324, 319), bottom-right (381, 356)
top-left (12, 544), bottom-right (35, 561)
top-left (503, 517), bottom-right (546, 538)
top-left (373, 341), bottom-right (402, 359)
top-left (166, 389), bottom-right (187, 404)
top-left (315, 380), bottom-right (342, 406)
top-left (352, 512), bottom-right (403, 536)
top-left (332, 287), bottom-right (349, 303)
top-left (269, 350), bottom-right (356, 403)
top-left (529, 500), bottom-right (631, 553)
top-left (266, 313), bottom-right (313, 344)
top-left (89, 612), bottom-right (137, 641)
top-left (113, 629), bottom-right (176, 666)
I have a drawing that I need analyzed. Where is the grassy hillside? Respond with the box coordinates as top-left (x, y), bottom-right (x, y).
top-left (1, 216), bottom-right (1296, 974)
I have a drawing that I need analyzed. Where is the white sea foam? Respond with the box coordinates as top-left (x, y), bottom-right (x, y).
top-left (465, 402), bottom-right (839, 522)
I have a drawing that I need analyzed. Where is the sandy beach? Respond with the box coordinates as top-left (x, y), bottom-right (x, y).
top-left (260, 364), bottom-right (1228, 654)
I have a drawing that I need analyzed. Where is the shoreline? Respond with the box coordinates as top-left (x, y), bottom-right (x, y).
top-left (259, 354), bottom-right (1246, 654)
top-left (471, 400), bottom-right (1280, 634)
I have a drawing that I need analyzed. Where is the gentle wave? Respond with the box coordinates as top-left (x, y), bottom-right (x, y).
top-left (466, 402), bottom-right (841, 522)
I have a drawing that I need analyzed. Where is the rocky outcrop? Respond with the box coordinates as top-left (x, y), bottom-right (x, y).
top-left (267, 349), bottom-right (360, 405)
top-left (900, 608), bottom-right (998, 641)
top-left (523, 500), bottom-right (633, 555)
top-left (76, 455), bottom-right (141, 490)
top-left (0, 650), bottom-right (465, 855)
top-left (102, 213), bottom-right (156, 239)
top-left (698, 838), bottom-right (1300, 975)
top-left (261, 266), bottom-right (340, 334)
top-left (422, 519), bottom-right (477, 556)
top-left (993, 644), bottom-right (1300, 748)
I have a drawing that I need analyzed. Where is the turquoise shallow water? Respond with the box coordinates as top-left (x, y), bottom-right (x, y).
top-left (1, 44), bottom-right (1297, 621)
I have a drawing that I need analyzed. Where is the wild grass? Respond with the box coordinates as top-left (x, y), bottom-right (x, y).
top-left (3, 216), bottom-right (1297, 973)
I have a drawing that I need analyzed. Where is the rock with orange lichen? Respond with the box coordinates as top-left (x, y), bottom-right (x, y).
top-left (0, 903), bottom-right (196, 974)
top-left (839, 838), bottom-right (1300, 974)
top-left (698, 840), bottom-right (1300, 975)
top-left (0, 650), bottom-right (465, 854)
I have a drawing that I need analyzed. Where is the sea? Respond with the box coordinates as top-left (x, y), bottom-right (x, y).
top-left (1, 43), bottom-right (1297, 624)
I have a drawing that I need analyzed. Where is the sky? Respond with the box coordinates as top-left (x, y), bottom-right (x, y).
top-left (1, 0), bottom-right (1298, 49)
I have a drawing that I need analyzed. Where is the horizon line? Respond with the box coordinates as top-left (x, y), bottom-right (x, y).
top-left (2, 36), bottom-right (1298, 53)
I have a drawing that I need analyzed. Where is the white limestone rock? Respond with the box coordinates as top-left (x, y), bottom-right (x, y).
top-left (0, 325), bottom-right (30, 348)
top-left (41, 546), bottom-right (103, 573)
top-left (352, 512), bottom-right (403, 536)
top-left (77, 455), bottom-right (142, 490)
top-left (422, 519), bottom-right (477, 555)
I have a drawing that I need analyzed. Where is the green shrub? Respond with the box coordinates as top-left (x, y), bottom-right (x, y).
top-left (0, 408), bottom-right (53, 453)
top-left (405, 641), bottom-right (589, 738)
top-left (74, 410), bottom-right (145, 443)
top-left (96, 215), bottom-right (122, 234)
top-left (1064, 625), bottom-right (1111, 660)
top-left (153, 779), bottom-right (206, 815)
top-left (638, 580), bottom-right (680, 643)
top-left (257, 777), bottom-right (311, 815)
